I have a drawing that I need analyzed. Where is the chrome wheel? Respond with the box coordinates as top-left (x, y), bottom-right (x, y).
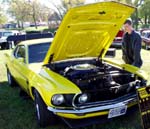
top-left (7, 69), bottom-right (16, 87)
top-left (34, 90), bottom-right (56, 127)
top-left (36, 103), bottom-right (40, 121)
top-left (7, 71), bottom-right (12, 85)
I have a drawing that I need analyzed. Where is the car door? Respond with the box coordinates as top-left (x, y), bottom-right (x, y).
top-left (12, 45), bottom-right (30, 92)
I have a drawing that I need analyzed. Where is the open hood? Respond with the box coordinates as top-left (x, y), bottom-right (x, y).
top-left (44, 1), bottom-right (135, 64)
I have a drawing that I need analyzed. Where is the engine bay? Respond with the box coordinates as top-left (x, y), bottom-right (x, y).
top-left (48, 58), bottom-right (145, 104)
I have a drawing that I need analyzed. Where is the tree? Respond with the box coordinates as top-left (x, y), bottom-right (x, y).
top-left (139, 0), bottom-right (150, 26)
top-left (28, 0), bottom-right (53, 29)
top-left (0, 3), bottom-right (7, 24)
top-left (8, 0), bottom-right (31, 28)
top-left (115, 0), bottom-right (144, 30)
top-left (49, 0), bottom-right (85, 20)
top-left (28, 0), bottom-right (41, 29)
top-left (8, 0), bottom-right (52, 29)
top-left (94, 0), bottom-right (144, 30)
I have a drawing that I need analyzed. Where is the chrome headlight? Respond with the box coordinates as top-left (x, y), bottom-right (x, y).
top-left (78, 93), bottom-right (88, 104)
top-left (52, 94), bottom-right (64, 106)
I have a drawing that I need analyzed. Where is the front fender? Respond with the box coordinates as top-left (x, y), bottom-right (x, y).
top-left (29, 68), bottom-right (81, 107)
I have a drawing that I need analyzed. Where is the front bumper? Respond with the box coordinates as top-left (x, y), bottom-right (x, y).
top-left (47, 93), bottom-right (137, 119)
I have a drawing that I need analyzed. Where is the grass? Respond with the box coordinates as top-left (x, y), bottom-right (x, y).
top-left (24, 26), bottom-right (49, 31)
top-left (0, 49), bottom-right (150, 129)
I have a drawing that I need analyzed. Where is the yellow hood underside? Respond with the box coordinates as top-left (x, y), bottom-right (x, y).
top-left (44, 1), bottom-right (135, 64)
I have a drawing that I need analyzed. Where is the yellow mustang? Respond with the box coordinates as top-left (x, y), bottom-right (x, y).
top-left (5, 1), bottom-right (148, 128)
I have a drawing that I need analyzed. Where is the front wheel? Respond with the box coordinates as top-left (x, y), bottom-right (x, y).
top-left (34, 90), bottom-right (56, 127)
top-left (1, 43), bottom-right (6, 50)
top-left (7, 69), bottom-right (16, 87)
top-left (145, 44), bottom-right (150, 50)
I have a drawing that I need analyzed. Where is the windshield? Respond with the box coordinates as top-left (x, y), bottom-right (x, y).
top-left (28, 42), bottom-right (51, 63)
top-left (3, 32), bottom-right (13, 37)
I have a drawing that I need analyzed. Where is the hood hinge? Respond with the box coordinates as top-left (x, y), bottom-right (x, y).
top-left (98, 48), bottom-right (104, 61)
top-left (48, 53), bottom-right (54, 64)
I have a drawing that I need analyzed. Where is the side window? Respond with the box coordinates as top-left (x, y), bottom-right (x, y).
top-left (14, 45), bottom-right (26, 59)
top-left (148, 33), bottom-right (150, 38)
top-left (142, 32), bottom-right (145, 37)
top-left (145, 33), bottom-right (148, 38)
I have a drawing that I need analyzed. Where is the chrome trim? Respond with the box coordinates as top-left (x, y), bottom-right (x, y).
top-left (72, 93), bottom-right (82, 108)
top-left (77, 95), bottom-right (137, 109)
top-left (47, 97), bottom-right (137, 114)
top-left (73, 91), bottom-right (137, 109)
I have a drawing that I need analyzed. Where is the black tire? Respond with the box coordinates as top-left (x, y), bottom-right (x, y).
top-left (7, 69), bottom-right (16, 87)
top-left (5, 43), bottom-right (10, 49)
top-left (145, 44), bottom-right (149, 50)
top-left (34, 90), bottom-right (56, 127)
top-left (1, 43), bottom-right (6, 50)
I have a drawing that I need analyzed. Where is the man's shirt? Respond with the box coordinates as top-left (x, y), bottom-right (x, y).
top-left (122, 30), bottom-right (143, 68)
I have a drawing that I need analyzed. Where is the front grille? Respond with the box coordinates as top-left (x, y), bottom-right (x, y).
top-left (73, 92), bottom-right (137, 109)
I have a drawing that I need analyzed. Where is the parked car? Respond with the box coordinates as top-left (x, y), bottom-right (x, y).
top-left (7, 33), bottom-right (54, 48)
top-left (111, 30), bottom-right (124, 48)
top-left (4, 23), bottom-right (17, 29)
top-left (141, 30), bottom-right (150, 50)
top-left (5, 1), bottom-right (148, 128)
top-left (0, 30), bottom-right (20, 49)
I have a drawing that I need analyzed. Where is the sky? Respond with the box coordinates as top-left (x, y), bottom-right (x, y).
top-left (40, 0), bottom-right (100, 9)
top-left (39, 0), bottom-right (99, 15)
top-left (2, 0), bottom-right (102, 22)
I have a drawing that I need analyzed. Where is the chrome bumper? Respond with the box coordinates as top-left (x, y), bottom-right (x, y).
top-left (47, 96), bottom-right (137, 114)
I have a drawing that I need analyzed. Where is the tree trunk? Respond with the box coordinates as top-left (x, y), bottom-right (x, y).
top-left (47, 20), bottom-right (50, 28)
top-left (148, 16), bottom-right (150, 24)
top-left (17, 20), bottom-right (21, 28)
top-left (33, 14), bottom-right (37, 29)
top-left (21, 21), bottom-right (24, 29)
top-left (135, 9), bottom-right (138, 31)
top-left (32, 5), bottom-right (37, 29)
top-left (145, 14), bottom-right (147, 24)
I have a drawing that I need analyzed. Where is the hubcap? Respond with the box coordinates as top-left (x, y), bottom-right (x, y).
top-left (7, 72), bottom-right (11, 85)
top-left (36, 103), bottom-right (40, 120)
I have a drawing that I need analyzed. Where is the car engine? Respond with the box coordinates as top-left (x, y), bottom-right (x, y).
top-left (62, 63), bottom-right (141, 101)
top-left (50, 59), bottom-right (145, 104)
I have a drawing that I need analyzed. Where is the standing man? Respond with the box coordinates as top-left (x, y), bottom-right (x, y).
top-left (122, 19), bottom-right (143, 68)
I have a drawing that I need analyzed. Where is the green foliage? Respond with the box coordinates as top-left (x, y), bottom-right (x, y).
top-left (8, 0), bottom-right (31, 28)
top-left (139, 0), bottom-right (150, 25)
top-left (115, 0), bottom-right (150, 30)
top-left (25, 26), bottom-right (48, 31)
top-left (8, 0), bottom-right (51, 29)
top-left (140, 24), bottom-right (150, 28)
top-left (0, 5), bottom-right (7, 24)
top-left (24, 26), bottom-right (56, 34)
top-left (49, 0), bottom-right (85, 20)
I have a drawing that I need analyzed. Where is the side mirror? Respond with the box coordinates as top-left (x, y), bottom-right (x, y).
top-left (17, 57), bottom-right (25, 63)
top-left (105, 48), bottom-right (116, 58)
